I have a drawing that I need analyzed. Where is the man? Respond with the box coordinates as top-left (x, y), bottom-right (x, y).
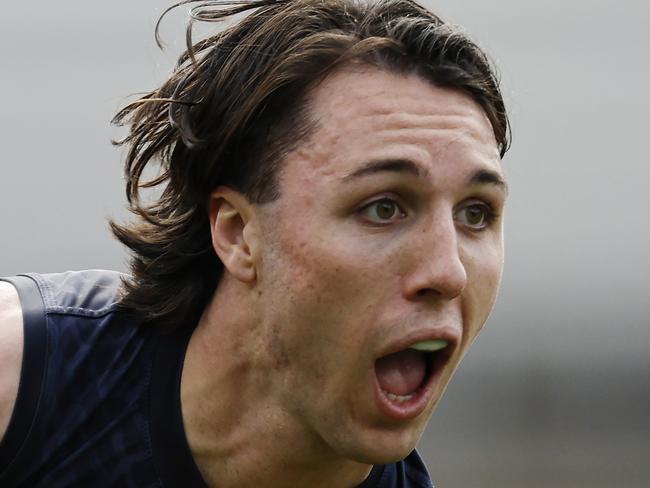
top-left (0, 0), bottom-right (510, 486)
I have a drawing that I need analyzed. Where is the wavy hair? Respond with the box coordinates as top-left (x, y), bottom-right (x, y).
top-left (111, 0), bottom-right (511, 331)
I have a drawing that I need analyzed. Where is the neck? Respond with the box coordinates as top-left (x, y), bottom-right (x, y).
top-left (180, 279), bottom-right (373, 488)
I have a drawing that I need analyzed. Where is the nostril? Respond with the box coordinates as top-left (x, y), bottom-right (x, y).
top-left (416, 288), bottom-right (441, 298)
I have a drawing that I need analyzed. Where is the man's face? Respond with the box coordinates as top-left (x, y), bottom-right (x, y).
top-left (250, 66), bottom-right (506, 463)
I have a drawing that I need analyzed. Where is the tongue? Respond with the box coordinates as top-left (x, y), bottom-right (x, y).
top-left (375, 349), bottom-right (427, 396)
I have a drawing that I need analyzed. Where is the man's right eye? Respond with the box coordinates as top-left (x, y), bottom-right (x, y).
top-left (358, 198), bottom-right (406, 224)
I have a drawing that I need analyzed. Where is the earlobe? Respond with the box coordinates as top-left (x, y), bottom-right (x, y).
top-left (208, 188), bottom-right (258, 284)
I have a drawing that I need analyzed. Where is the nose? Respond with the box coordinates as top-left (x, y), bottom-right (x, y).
top-left (402, 213), bottom-right (467, 301)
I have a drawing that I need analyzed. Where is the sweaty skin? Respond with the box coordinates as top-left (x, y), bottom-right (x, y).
top-left (180, 65), bottom-right (506, 488)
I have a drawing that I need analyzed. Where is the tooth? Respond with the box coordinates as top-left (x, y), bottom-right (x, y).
top-left (408, 339), bottom-right (448, 352)
top-left (383, 390), bottom-right (414, 402)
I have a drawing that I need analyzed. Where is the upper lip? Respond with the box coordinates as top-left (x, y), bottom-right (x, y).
top-left (376, 326), bottom-right (461, 359)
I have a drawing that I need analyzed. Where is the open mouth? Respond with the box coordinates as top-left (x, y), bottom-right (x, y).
top-left (373, 339), bottom-right (452, 419)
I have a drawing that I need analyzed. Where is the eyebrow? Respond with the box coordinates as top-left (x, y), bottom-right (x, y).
top-left (469, 169), bottom-right (509, 195)
top-left (341, 158), bottom-right (508, 195)
top-left (341, 159), bottom-right (423, 182)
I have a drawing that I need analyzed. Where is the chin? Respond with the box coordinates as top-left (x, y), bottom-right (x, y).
top-left (338, 422), bottom-right (427, 465)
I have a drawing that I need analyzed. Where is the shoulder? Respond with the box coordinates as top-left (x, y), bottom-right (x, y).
top-left (0, 270), bottom-right (126, 443)
top-left (28, 269), bottom-right (125, 315)
top-left (0, 271), bottom-right (164, 485)
top-left (0, 281), bottom-right (24, 443)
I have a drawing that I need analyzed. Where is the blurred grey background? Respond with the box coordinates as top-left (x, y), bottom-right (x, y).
top-left (1, 1), bottom-right (648, 487)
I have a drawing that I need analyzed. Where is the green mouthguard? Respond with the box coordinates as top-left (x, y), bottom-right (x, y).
top-left (408, 340), bottom-right (448, 352)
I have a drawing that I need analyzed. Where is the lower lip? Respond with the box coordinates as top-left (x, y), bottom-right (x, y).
top-left (372, 356), bottom-right (446, 421)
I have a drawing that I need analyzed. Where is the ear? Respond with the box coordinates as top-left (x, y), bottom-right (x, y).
top-left (208, 187), bottom-right (259, 284)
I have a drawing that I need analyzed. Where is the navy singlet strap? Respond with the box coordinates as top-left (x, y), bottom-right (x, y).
top-left (0, 275), bottom-right (48, 484)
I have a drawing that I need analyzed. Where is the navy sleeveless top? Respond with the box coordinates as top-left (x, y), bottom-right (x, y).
top-left (0, 270), bottom-right (434, 487)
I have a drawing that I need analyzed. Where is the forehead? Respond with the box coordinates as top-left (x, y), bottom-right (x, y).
top-left (278, 65), bottom-right (502, 192)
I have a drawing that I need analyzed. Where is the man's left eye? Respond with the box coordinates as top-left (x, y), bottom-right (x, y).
top-left (455, 203), bottom-right (494, 230)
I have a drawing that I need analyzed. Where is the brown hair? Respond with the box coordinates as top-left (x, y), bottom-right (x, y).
top-left (111, 0), bottom-right (511, 331)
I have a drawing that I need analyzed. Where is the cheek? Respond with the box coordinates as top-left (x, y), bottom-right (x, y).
top-left (260, 226), bottom-right (364, 354)
top-left (280, 237), bottom-right (369, 325)
top-left (260, 220), bottom-right (401, 374)
top-left (256, 196), bottom-right (409, 361)
top-left (268, 203), bottom-right (388, 301)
